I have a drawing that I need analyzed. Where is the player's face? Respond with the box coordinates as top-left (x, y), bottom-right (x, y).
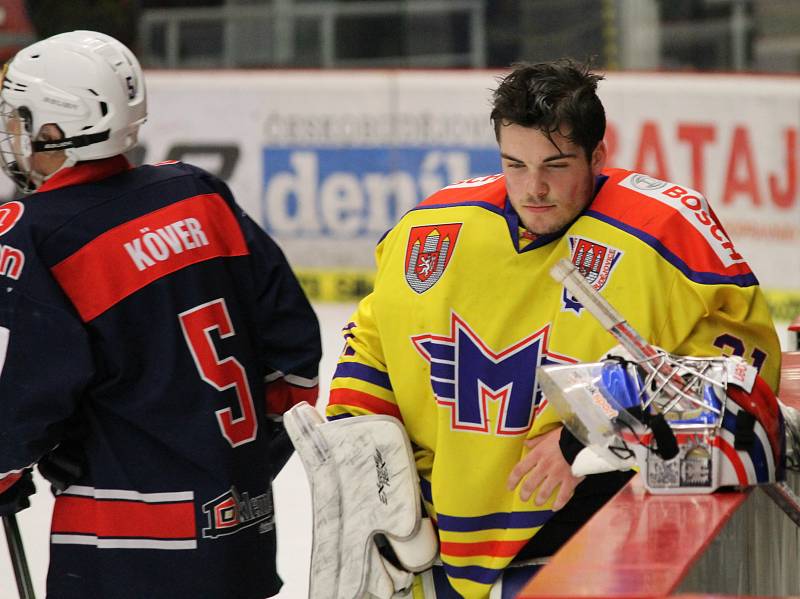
top-left (499, 122), bottom-right (606, 236)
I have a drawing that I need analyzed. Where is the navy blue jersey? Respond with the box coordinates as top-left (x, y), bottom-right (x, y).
top-left (0, 156), bottom-right (321, 599)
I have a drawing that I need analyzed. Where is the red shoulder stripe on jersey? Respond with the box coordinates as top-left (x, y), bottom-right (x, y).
top-left (328, 388), bottom-right (402, 420)
top-left (265, 379), bottom-right (319, 415)
top-left (51, 193), bottom-right (249, 322)
top-left (418, 174), bottom-right (507, 209)
top-left (440, 538), bottom-right (529, 558)
top-left (51, 495), bottom-right (196, 540)
top-left (591, 169), bottom-right (754, 281)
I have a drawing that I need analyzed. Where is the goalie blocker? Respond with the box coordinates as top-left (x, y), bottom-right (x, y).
top-left (284, 402), bottom-right (438, 599)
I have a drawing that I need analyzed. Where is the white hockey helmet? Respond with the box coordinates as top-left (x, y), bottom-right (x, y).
top-left (0, 30), bottom-right (146, 192)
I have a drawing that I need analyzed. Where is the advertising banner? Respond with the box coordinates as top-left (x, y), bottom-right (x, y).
top-left (6, 70), bottom-right (794, 313)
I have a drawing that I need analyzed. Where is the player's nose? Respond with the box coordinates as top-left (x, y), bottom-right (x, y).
top-left (524, 172), bottom-right (548, 199)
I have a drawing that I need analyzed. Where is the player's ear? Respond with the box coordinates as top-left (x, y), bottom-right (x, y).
top-left (37, 123), bottom-right (64, 142)
top-left (590, 140), bottom-right (607, 175)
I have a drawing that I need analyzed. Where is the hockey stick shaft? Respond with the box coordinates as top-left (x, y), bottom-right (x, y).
top-left (3, 514), bottom-right (35, 599)
top-left (550, 258), bottom-right (800, 525)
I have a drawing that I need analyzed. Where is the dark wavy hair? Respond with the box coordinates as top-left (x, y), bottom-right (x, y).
top-left (490, 59), bottom-right (606, 161)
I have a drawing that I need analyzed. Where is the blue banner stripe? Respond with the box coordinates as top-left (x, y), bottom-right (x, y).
top-left (332, 362), bottom-right (392, 390)
top-left (586, 211), bottom-right (759, 287)
top-left (262, 147), bottom-right (500, 238)
top-left (437, 509), bottom-right (553, 532)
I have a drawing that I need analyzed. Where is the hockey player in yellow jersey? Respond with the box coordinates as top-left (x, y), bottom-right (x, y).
top-left (326, 60), bottom-right (780, 598)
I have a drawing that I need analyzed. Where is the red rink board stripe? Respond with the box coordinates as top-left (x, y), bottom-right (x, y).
top-left (51, 193), bottom-right (249, 322)
top-left (517, 476), bottom-right (748, 598)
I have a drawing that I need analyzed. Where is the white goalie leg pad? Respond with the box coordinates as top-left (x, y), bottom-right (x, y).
top-left (284, 402), bottom-right (438, 599)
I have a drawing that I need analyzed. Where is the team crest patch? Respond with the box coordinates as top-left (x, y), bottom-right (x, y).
top-left (404, 223), bottom-right (461, 294)
top-left (562, 237), bottom-right (623, 314)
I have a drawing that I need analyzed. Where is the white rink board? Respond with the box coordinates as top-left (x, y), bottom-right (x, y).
top-left (0, 69), bottom-right (794, 289)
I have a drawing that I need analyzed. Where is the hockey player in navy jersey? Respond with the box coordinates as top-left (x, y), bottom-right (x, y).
top-left (0, 31), bottom-right (321, 598)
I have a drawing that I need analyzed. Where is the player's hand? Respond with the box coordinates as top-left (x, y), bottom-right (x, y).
top-left (0, 469), bottom-right (35, 516)
top-left (507, 426), bottom-right (584, 511)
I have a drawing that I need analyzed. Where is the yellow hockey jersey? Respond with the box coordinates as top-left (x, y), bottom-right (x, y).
top-left (327, 168), bottom-right (780, 598)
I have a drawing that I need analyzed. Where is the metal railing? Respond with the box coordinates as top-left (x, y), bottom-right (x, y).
top-left (139, 0), bottom-right (486, 69)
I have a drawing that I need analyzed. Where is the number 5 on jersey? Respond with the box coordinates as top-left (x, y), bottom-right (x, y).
top-left (179, 298), bottom-right (258, 447)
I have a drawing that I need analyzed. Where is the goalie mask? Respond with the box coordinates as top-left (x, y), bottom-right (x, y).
top-left (538, 350), bottom-right (785, 494)
top-left (0, 30), bottom-right (147, 193)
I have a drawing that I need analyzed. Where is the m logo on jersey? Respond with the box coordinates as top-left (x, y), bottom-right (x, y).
top-left (202, 486), bottom-right (275, 539)
top-left (562, 237), bottom-right (623, 314)
top-left (411, 312), bottom-right (576, 435)
top-left (405, 223), bottom-right (461, 294)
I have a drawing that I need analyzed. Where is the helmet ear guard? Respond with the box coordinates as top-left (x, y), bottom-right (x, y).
top-left (539, 351), bottom-right (786, 494)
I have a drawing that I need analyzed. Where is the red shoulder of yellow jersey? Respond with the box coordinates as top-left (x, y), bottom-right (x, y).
top-left (590, 168), bottom-right (757, 286)
top-left (416, 174), bottom-right (507, 211)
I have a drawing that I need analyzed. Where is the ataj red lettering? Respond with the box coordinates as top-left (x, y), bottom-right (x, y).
top-left (677, 123), bottom-right (715, 195)
top-left (768, 127), bottom-right (796, 209)
top-left (724, 126), bottom-right (762, 206)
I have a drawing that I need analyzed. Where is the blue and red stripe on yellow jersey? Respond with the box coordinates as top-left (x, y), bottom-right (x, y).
top-left (327, 168), bottom-right (779, 599)
top-left (0, 156), bottom-right (321, 599)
